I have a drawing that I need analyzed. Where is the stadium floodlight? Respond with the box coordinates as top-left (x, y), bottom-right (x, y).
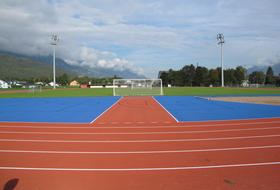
top-left (51, 35), bottom-right (59, 89)
top-left (217, 33), bottom-right (225, 87)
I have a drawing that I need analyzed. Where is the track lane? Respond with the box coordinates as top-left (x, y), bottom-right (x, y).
top-left (1, 147), bottom-right (280, 169)
top-left (0, 97), bottom-right (280, 189)
top-left (93, 97), bottom-right (178, 125)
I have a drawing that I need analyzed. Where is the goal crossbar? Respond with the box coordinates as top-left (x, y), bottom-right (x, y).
top-left (113, 79), bottom-right (163, 96)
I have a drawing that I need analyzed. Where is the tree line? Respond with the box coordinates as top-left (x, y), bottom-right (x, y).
top-left (3, 74), bottom-right (122, 86)
top-left (159, 65), bottom-right (280, 87)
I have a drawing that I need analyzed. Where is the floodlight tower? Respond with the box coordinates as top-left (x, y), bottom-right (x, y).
top-left (51, 35), bottom-right (59, 89)
top-left (217, 33), bottom-right (225, 87)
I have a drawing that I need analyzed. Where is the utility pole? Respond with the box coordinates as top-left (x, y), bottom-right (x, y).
top-left (217, 34), bottom-right (225, 87)
top-left (51, 35), bottom-right (59, 89)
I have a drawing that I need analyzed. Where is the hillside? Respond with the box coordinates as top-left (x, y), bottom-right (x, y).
top-left (0, 53), bottom-right (77, 79)
top-left (247, 63), bottom-right (280, 75)
top-left (29, 55), bottom-right (146, 79)
top-left (1, 51), bottom-right (146, 79)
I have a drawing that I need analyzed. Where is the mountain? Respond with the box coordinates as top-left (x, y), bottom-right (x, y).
top-left (0, 53), bottom-right (77, 79)
top-left (247, 63), bottom-right (280, 76)
top-left (0, 51), bottom-right (146, 79)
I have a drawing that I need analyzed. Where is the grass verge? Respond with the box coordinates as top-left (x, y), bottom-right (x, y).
top-left (0, 87), bottom-right (279, 98)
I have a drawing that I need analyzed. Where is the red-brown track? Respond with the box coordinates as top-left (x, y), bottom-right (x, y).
top-left (0, 96), bottom-right (280, 190)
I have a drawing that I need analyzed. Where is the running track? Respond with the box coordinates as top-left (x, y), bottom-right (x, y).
top-left (1, 96), bottom-right (280, 189)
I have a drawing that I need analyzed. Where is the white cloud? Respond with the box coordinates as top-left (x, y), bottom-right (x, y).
top-left (254, 53), bottom-right (280, 67)
top-left (62, 46), bottom-right (144, 75)
top-left (0, 0), bottom-right (279, 78)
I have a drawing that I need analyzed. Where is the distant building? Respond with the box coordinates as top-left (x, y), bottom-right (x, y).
top-left (0, 79), bottom-right (11, 88)
top-left (35, 82), bottom-right (47, 86)
top-left (49, 82), bottom-right (60, 87)
top-left (69, 80), bottom-right (80, 87)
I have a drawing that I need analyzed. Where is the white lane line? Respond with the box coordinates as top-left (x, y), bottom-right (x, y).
top-left (1, 145), bottom-right (279, 154)
top-left (1, 126), bottom-right (280, 135)
top-left (1, 120), bottom-right (279, 129)
top-left (0, 134), bottom-right (279, 143)
top-left (90, 97), bottom-right (123, 124)
top-left (152, 96), bottom-right (179, 122)
top-left (1, 162), bottom-right (280, 171)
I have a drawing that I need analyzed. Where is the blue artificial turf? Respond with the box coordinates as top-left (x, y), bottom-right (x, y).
top-left (154, 95), bottom-right (280, 122)
top-left (1, 95), bottom-right (279, 123)
top-left (0, 97), bottom-right (121, 123)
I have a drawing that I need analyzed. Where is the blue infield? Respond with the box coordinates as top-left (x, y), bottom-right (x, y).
top-left (0, 97), bottom-right (121, 123)
top-left (0, 95), bottom-right (279, 123)
top-left (155, 95), bottom-right (280, 122)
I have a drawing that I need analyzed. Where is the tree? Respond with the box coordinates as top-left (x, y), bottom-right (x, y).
top-left (209, 68), bottom-right (220, 86)
top-left (249, 71), bottom-right (266, 84)
top-left (173, 70), bottom-right (184, 86)
top-left (57, 73), bottom-right (71, 86)
top-left (235, 66), bottom-right (246, 85)
top-left (159, 71), bottom-right (169, 86)
top-left (181, 64), bottom-right (196, 86)
top-left (75, 76), bottom-right (91, 85)
top-left (224, 68), bottom-right (236, 86)
top-left (194, 66), bottom-right (208, 86)
top-left (113, 75), bottom-right (122, 79)
top-left (38, 75), bottom-right (51, 83)
top-left (265, 66), bottom-right (275, 84)
top-left (276, 75), bottom-right (280, 87)
top-left (168, 69), bottom-right (174, 85)
top-left (27, 77), bottom-right (35, 83)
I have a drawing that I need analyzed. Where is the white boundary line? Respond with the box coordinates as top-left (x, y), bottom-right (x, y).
top-left (90, 97), bottom-right (123, 123)
top-left (1, 162), bottom-right (280, 171)
top-left (1, 126), bottom-right (280, 135)
top-left (0, 134), bottom-right (279, 143)
top-left (152, 96), bottom-right (179, 122)
top-left (1, 120), bottom-right (279, 129)
top-left (0, 145), bottom-right (279, 154)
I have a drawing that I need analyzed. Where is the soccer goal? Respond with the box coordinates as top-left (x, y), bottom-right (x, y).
top-left (28, 85), bottom-right (42, 93)
top-left (113, 79), bottom-right (163, 96)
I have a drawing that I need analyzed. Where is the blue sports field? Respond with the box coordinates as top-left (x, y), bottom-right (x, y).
top-left (0, 95), bottom-right (279, 123)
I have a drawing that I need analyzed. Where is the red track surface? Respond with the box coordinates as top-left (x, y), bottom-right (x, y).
top-left (1, 97), bottom-right (280, 189)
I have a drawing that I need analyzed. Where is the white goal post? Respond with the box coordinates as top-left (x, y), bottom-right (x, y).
top-left (113, 79), bottom-right (163, 96)
top-left (28, 85), bottom-right (42, 93)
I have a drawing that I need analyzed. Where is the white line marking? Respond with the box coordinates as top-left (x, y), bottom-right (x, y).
top-left (1, 145), bottom-right (279, 154)
top-left (1, 162), bottom-right (280, 171)
top-left (0, 134), bottom-right (279, 143)
top-left (111, 122), bottom-right (118, 124)
top-left (90, 97), bottom-right (123, 123)
top-left (153, 96), bottom-right (179, 122)
top-left (1, 120), bottom-right (279, 129)
top-left (1, 126), bottom-right (279, 135)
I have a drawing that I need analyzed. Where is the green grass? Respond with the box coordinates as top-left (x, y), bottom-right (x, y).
top-left (163, 87), bottom-right (280, 96)
top-left (0, 88), bottom-right (113, 98)
top-left (0, 87), bottom-right (279, 98)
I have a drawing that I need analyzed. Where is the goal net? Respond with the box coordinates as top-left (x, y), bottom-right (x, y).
top-left (113, 79), bottom-right (163, 96)
top-left (28, 85), bottom-right (42, 93)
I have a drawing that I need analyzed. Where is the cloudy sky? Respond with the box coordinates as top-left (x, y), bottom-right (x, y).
top-left (1, 0), bottom-right (279, 78)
